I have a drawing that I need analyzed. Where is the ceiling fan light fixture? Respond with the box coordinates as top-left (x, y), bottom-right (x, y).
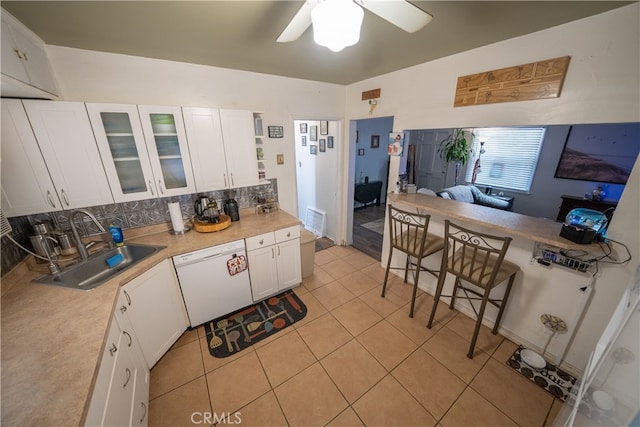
top-left (311, 0), bottom-right (364, 52)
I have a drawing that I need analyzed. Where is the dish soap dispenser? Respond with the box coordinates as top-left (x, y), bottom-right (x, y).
top-left (109, 224), bottom-right (124, 247)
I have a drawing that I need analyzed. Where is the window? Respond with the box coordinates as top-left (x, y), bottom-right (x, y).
top-left (465, 127), bottom-right (545, 192)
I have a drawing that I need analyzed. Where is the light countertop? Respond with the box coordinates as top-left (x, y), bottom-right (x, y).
top-left (388, 193), bottom-right (600, 251)
top-left (0, 208), bottom-right (301, 427)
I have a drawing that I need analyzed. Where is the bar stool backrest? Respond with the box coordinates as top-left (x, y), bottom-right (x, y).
top-left (443, 220), bottom-right (513, 289)
top-left (388, 205), bottom-right (433, 258)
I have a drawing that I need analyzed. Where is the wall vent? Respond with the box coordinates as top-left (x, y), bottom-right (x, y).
top-left (1, 209), bottom-right (13, 237)
top-left (305, 207), bottom-right (326, 238)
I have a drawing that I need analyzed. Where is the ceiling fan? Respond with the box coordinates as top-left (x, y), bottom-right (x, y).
top-left (277, 0), bottom-right (433, 52)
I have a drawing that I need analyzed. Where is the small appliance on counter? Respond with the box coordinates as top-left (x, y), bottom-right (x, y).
top-left (193, 194), bottom-right (231, 232)
top-left (223, 189), bottom-right (240, 222)
top-left (560, 208), bottom-right (609, 244)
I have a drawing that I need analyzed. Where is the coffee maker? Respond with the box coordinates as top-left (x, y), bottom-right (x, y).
top-left (223, 189), bottom-right (240, 222)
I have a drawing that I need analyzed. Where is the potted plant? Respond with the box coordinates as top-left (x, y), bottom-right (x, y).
top-left (439, 128), bottom-right (474, 184)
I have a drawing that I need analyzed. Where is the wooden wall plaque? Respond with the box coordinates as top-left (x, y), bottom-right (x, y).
top-left (454, 56), bottom-right (570, 107)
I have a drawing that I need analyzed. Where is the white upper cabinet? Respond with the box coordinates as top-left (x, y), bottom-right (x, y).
top-left (182, 107), bottom-right (228, 191)
top-left (219, 109), bottom-right (260, 189)
top-left (183, 107), bottom-right (259, 192)
top-left (22, 100), bottom-right (114, 210)
top-left (138, 105), bottom-right (196, 197)
top-left (86, 103), bottom-right (157, 202)
top-left (87, 103), bottom-right (196, 202)
top-left (1, 9), bottom-right (58, 98)
top-left (1, 99), bottom-right (60, 217)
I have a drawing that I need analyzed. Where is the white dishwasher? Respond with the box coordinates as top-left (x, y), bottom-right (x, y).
top-left (173, 239), bottom-right (253, 327)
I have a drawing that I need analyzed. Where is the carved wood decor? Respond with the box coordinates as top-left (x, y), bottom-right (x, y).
top-left (454, 56), bottom-right (570, 107)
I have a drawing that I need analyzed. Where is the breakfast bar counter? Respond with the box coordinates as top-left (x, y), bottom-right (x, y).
top-left (387, 193), bottom-right (597, 251)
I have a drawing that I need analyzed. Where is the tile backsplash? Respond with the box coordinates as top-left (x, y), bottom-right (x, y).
top-left (1, 180), bottom-right (277, 276)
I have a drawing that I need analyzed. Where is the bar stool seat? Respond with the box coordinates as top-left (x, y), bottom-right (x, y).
top-left (427, 220), bottom-right (520, 358)
top-left (381, 204), bottom-right (444, 317)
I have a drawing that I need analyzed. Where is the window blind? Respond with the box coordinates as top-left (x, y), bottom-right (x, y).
top-left (465, 127), bottom-right (545, 192)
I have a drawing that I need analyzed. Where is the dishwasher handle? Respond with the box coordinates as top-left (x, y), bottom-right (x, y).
top-left (173, 240), bottom-right (247, 268)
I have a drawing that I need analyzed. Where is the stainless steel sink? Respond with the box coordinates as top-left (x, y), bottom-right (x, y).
top-left (33, 243), bottom-right (166, 291)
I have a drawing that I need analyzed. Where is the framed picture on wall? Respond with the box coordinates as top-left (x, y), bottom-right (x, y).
top-left (327, 136), bottom-right (334, 148)
top-left (371, 135), bottom-right (380, 148)
top-left (310, 126), bottom-right (318, 141)
top-left (301, 135), bottom-right (307, 146)
top-left (358, 148), bottom-right (365, 156)
top-left (300, 123), bottom-right (307, 134)
top-left (319, 139), bottom-right (326, 152)
top-left (310, 145), bottom-right (317, 155)
top-left (320, 120), bottom-right (328, 135)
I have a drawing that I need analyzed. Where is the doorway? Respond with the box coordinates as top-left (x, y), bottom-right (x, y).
top-left (350, 116), bottom-right (394, 260)
top-left (293, 119), bottom-right (340, 245)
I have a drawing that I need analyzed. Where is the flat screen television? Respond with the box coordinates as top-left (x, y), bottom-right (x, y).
top-left (554, 123), bottom-right (640, 184)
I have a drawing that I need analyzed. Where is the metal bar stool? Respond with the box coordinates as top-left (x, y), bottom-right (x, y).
top-left (427, 220), bottom-right (519, 358)
top-left (381, 204), bottom-right (445, 317)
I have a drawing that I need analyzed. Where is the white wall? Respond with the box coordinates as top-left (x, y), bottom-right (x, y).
top-left (345, 4), bottom-right (640, 130)
top-left (47, 46), bottom-right (347, 216)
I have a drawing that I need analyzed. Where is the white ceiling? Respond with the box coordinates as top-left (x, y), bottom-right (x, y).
top-left (2, 1), bottom-right (634, 85)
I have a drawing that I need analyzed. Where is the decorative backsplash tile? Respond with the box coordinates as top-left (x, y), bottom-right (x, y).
top-left (1, 179), bottom-right (278, 276)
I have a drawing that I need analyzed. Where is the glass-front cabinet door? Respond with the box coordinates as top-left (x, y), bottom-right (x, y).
top-left (138, 105), bottom-right (195, 197)
top-left (86, 103), bottom-right (157, 202)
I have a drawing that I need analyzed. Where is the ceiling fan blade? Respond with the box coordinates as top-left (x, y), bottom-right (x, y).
top-left (361, 0), bottom-right (432, 33)
top-left (276, 0), bottom-right (320, 43)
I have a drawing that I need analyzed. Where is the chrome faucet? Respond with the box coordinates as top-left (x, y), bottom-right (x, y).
top-left (68, 209), bottom-right (111, 261)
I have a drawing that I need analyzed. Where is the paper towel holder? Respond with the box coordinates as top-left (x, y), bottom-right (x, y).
top-left (168, 201), bottom-right (191, 235)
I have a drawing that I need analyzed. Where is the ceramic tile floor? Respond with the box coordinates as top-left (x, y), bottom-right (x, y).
top-left (149, 245), bottom-right (563, 426)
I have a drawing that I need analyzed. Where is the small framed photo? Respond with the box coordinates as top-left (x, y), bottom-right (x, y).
top-left (299, 123), bottom-right (307, 134)
top-left (319, 139), bottom-right (326, 152)
top-left (301, 135), bottom-right (307, 146)
top-left (310, 126), bottom-right (318, 141)
top-left (371, 135), bottom-right (380, 148)
top-left (310, 145), bottom-right (317, 155)
top-left (388, 132), bottom-right (405, 156)
top-left (320, 120), bottom-right (328, 135)
top-left (358, 148), bottom-right (365, 156)
top-left (268, 126), bottom-right (284, 138)
top-left (327, 136), bottom-right (334, 149)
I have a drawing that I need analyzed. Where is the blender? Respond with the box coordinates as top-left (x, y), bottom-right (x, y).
top-left (223, 189), bottom-right (240, 222)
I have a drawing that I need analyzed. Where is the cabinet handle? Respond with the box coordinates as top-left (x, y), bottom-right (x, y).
top-left (230, 173), bottom-right (235, 186)
top-left (123, 330), bottom-right (133, 347)
top-left (61, 189), bottom-right (70, 206)
top-left (287, 232), bottom-right (291, 237)
top-left (120, 304), bottom-right (127, 314)
top-left (158, 179), bottom-right (164, 195)
top-left (123, 368), bottom-right (132, 388)
top-left (46, 190), bottom-right (57, 208)
top-left (109, 343), bottom-right (118, 356)
top-left (13, 49), bottom-right (25, 60)
top-left (148, 180), bottom-right (155, 196)
top-left (278, 246), bottom-right (281, 256)
top-left (139, 402), bottom-right (147, 423)
top-left (124, 290), bottom-right (131, 306)
top-left (259, 239), bottom-right (264, 245)
top-left (271, 247), bottom-right (275, 259)
top-left (223, 174), bottom-right (228, 187)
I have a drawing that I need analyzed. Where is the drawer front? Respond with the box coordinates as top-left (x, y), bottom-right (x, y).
top-left (275, 225), bottom-right (300, 243)
top-left (245, 232), bottom-right (275, 251)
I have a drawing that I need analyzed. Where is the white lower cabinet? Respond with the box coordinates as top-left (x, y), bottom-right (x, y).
top-left (119, 259), bottom-right (189, 369)
top-left (86, 259), bottom-right (188, 426)
top-left (246, 225), bottom-right (302, 301)
top-left (85, 312), bottom-right (148, 427)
